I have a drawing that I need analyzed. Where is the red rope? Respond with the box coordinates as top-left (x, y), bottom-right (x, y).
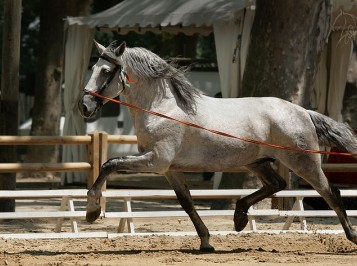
top-left (87, 91), bottom-right (357, 157)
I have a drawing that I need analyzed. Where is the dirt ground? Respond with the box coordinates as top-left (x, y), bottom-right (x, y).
top-left (2, 202), bottom-right (357, 265)
top-left (1, 174), bottom-right (357, 265)
top-left (1, 232), bottom-right (357, 265)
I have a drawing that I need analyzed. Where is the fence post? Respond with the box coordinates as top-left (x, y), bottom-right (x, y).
top-left (87, 131), bottom-right (108, 210)
top-left (99, 131), bottom-right (108, 211)
top-left (277, 163), bottom-right (293, 210)
top-left (87, 131), bottom-right (100, 189)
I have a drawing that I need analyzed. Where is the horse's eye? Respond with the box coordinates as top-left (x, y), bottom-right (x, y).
top-left (102, 69), bottom-right (111, 74)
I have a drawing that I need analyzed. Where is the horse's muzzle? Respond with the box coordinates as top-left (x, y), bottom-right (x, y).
top-left (78, 94), bottom-right (99, 118)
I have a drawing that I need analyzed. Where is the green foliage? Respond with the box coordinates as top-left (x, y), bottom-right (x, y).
top-left (94, 31), bottom-right (177, 59)
top-left (0, 0), bottom-right (40, 96)
top-left (94, 31), bottom-right (216, 64)
top-left (196, 33), bottom-right (216, 59)
top-left (0, 0), bottom-right (40, 90)
top-left (89, 0), bottom-right (216, 61)
top-left (20, 0), bottom-right (41, 75)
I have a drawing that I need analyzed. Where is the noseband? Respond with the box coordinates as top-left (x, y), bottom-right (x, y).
top-left (83, 54), bottom-right (126, 106)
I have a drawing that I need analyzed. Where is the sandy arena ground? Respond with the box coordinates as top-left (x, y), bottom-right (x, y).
top-left (1, 231), bottom-right (357, 265)
top-left (1, 174), bottom-right (357, 265)
top-left (1, 198), bottom-right (357, 265)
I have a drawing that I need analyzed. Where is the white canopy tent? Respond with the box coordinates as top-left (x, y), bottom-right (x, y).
top-left (63, 0), bottom-right (255, 184)
top-left (62, 0), bottom-right (357, 184)
top-left (315, 1), bottom-right (357, 121)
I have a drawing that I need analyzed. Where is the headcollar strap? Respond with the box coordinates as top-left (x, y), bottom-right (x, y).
top-left (99, 52), bottom-right (121, 66)
top-left (98, 53), bottom-right (125, 89)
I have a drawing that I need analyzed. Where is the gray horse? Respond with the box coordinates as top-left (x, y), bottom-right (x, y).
top-left (78, 40), bottom-right (357, 252)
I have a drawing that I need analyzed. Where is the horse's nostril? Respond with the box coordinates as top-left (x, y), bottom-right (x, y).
top-left (82, 104), bottom-right (94, 118)
top-left (78, 100), bottom-right (90, 117)
top-left (82, 104), bottom-right (89, 114)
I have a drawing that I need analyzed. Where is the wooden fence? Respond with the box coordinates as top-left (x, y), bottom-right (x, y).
top-left (0, 132), bottom-right (137, 187)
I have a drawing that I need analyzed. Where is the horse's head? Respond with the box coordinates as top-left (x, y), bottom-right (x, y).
top-left (78, 40), bottom-right (126, 118)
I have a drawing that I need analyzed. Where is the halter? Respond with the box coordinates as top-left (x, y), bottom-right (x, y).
top-left (83, 53), bottom-right (126, 106)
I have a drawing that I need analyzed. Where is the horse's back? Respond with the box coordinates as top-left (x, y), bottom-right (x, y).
top-left (196, 96), bottom-right (311, 136)
top-left (170, 96), bottom-right (318, 171)
top-left (201, 96), bottom-right (316, 145)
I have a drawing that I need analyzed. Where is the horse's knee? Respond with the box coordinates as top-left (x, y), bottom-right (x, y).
top-left (101, 159), bottom-right (117, 174)
top-left (87, 188), bottom-right (97, 197)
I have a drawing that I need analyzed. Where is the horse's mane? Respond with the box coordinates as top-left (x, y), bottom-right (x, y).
top-left (107, 43), bottom-right (201, 114)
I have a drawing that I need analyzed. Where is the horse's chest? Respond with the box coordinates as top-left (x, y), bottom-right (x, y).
top-left (134, 115), bottom-right (183, 149)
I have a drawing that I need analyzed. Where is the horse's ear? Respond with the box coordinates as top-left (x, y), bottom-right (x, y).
top-left (93, 39), bottom-right (105, 55)
top-left (114, 41), bottom-right (126, 57)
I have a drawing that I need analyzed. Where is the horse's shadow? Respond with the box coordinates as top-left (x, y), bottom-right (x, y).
top-left (8, 247), bottom-right (357, 257)
top-left (7, 248), bottom-right (253, 257)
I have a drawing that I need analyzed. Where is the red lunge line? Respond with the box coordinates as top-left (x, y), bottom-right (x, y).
top-left (88, 91), bottom-right (357, 157)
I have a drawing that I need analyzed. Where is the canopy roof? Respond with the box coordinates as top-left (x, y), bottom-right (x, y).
top-left (66, 0), bottom-right (254, 35)
top-left (67, 0), bottom-right (357, 34)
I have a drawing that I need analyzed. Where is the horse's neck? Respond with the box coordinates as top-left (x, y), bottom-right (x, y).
top-left (123, 75), bottom-right (177, 120)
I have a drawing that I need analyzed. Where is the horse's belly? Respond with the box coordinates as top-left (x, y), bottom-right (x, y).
top-left (169, 140), bottom-right (260, 172)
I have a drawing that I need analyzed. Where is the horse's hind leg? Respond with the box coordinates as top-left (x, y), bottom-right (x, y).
top-left (165, 172), bottom-right (215, 252)
top-left (286, 157), bottom-right (357, 244)
top-left (234, 160), bottom-right (287, 231)
top-left (329, 185), bottom-right (357, 243)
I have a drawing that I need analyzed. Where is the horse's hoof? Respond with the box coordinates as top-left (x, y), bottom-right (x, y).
top-left (234, 210), bottom-right (248, 232)
top-left (86, 205), bottom-right (101, 223)
top-left (347, 231), bottom-right (357, 244)
top-left (200, 245), bottom-right (215, 253)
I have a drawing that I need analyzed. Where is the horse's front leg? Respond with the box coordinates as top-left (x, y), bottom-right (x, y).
top-left (165, 172), bottom-right (215, 252)
top-left (86, 152), bottom-right (162, 223)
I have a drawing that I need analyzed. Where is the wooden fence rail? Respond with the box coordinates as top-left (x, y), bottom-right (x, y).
top-left (0, 133), bottom-right (138, 187)
top-left (0, 162), bottom-right (91, 172)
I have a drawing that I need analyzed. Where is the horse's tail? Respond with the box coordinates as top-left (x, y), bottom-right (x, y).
top-left (307, 110), bottom-right (357, 155)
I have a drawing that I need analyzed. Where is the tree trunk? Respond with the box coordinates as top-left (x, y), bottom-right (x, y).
top-left (343, 47), bottom-right (357, 129)
top-left (244, 0), bottom-right (331, 208)
top-left (24, 0), bottom-right (92, 178)
top-left (242, 0), bottom-right (331, 107)
top-left (342, 82), bottom-right (357, 129)
top-left (0, 0), bottom-right (22, 212)
top-left (24, 0), bottom-right (65, 178)
top-left (215, 0), bottom-right (331, 210)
